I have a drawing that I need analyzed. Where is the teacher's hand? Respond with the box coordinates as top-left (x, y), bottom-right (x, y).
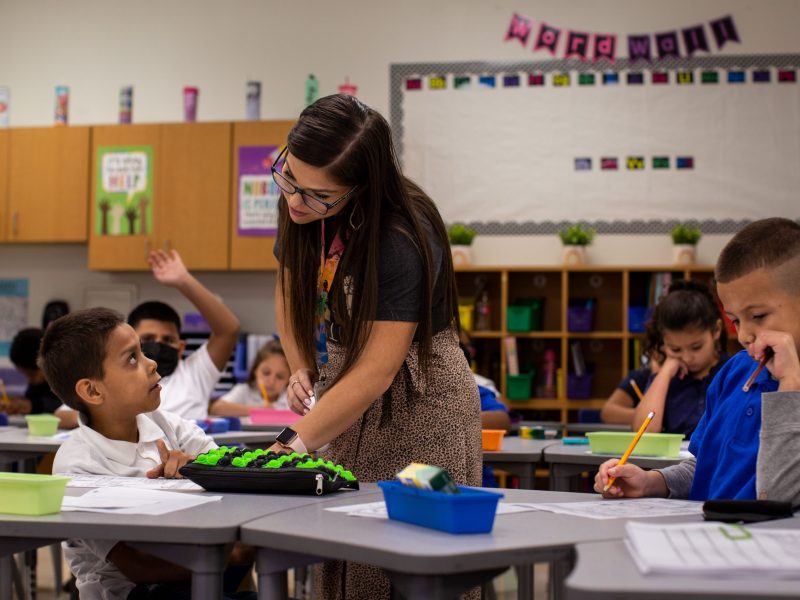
top-left (287, 368), bottom-right (316, 415)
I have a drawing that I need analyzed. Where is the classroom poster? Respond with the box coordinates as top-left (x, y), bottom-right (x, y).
top-left (0, 279), bottom-right (28, 359)
top-left (237, 145), bottom-right (281, 236)
top-left (95, 146), bottom-right (154, 236)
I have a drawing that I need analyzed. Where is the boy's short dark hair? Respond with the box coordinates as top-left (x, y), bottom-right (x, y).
top-left (39, 308), bottom-right (124, 419)
top-left (716, 218), bottom-right (800, 284)
top-left (9, 328), bottom-right (44, 371)
top-left (128, 301), bottom-right (181, 333)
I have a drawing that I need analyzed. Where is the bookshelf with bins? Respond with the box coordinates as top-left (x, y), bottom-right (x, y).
top-left (456, 265), bottom-right (739, 425)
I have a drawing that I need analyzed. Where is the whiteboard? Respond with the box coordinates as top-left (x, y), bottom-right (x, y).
top-left (390, 56), bottom-right (800, 234)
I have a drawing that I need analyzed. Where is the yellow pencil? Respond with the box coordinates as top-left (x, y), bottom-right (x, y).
top-left (603, 410), bottom-right (655, 492)
top-left (258, 382), bottom-right (270, 406)
top-left (629, 379), bottom-right (645, 403)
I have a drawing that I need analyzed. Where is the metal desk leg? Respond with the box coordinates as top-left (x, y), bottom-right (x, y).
top-left (549, 551), bottom-right (575, 600)
top-left (255, 548), bottom-right (323, 600)
top-left (129, 542), bottom-right (228, 600)
top-left (515, 564), bottom-right (534, 600)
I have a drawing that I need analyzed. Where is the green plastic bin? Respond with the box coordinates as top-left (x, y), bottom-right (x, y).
top-left (506, 298), bottom-right (544, 332)
top-left (586, 432), bottom-right (684, 457)
top-left (0, 473), bottom-right (71, 515)
top-left (506, 372), bottom-right (534, 400)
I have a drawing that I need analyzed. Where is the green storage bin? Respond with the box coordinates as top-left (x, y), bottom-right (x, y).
top-left (586, 432), bottom-right (685, 458)
top-left (0, 473), bottom-right (71, 515)
top-left (506, 372), bottom-right (534, 400)
top-left (506, 298), bottom-right (544, 332)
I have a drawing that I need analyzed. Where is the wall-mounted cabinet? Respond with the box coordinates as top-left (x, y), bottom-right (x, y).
top-left (88, 123), bottom-right (232, 271)
top-left (229, 120), bottom-right (294, 270)
top-left (0, 131), bottom-right (8, 242)
top-left (5, 127), bottom-right (89, 242)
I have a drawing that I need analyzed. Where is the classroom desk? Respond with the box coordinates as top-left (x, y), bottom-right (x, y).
top-left (0, 486), bottom-right (374, 600)
top-left (482, 438), bottom-right (561, 489)
top-left (239, 417), bottom-right (285, 432)
top-left (564, 423), bottom-right (630, 434)
top-left (565, 517), bottom-right (800, 600)
top-left (241, 486), bottom-right (708, 600)
top-left (543, 443), bottom-right (689, 492)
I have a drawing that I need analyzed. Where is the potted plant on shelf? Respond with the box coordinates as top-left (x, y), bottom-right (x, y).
top-left (448, 223), bottom-right (476, 266)
top-left (559, 224), bottom-right (595, 265)
top-left (671, 223), bottom-right (702, 265)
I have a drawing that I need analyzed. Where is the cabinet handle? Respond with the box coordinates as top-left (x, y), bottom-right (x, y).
top-left (11, 212), bottom-right (18, 237)
top-left (144, 238), bottom-right (151, 261)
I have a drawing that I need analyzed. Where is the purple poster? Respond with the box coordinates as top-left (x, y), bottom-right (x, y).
top-left (238, 145), bottom-right (281, 236)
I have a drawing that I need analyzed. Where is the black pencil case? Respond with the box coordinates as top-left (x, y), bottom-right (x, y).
top-left (179, 447), bottom-right (359, 496)
top-left (702, 499), bottom-right (795, 523)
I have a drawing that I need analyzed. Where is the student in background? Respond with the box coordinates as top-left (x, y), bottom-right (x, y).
top-left (596, 218), bottom-right (800, 503)
top-left (601, 358), bottom-right (658, 426)
top-left (209, 340), bottom-right (290, 416)
top-left (631, 280), bottom-right (728, 436)
top-left (6, 328), bottom-right (78, 429)
top-left (128, 249), bottom-right (240, 420)
top-left (43, 308), bottom-right (253, 600)
top-left (8, 328), bottom-right (61, 414)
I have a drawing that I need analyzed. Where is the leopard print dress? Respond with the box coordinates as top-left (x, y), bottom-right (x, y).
top-left (312, 327), bottom-right (483, 600)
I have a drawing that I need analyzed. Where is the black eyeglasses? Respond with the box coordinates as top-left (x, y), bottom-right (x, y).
top-left (271, 147), bottom-right (358, 215)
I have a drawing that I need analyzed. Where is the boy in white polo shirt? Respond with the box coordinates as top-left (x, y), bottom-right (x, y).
top-left (45, 307), bottom-right (218, 598)
top-left (128, 249), bottom-right (241, 419)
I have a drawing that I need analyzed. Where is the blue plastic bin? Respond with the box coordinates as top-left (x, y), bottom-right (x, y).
top-left (567, 306), bottom-right (594, 332)
top-left (224, 417), bottom-right (242, 431)
top-left (194, 418), bottom-right (230, 434)
top-left (378, 480), bottom-right (503, 534)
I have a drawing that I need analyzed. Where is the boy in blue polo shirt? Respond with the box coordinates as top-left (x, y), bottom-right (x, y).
top-left (595, 217), bottom-right (800, 503)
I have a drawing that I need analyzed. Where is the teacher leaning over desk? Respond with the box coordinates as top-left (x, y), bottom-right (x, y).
top-left (268, 94), bottom-right (482, 600)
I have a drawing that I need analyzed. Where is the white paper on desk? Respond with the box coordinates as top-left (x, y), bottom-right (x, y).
top-left (61, 487), bottom-right (221, 515)
top-left (63, 473), bottom-right (203, 491)
top-left (325, 501), bottom-right (540, 520)
top-left (515, 498), bottom-right (703, 520)
top-left (626, 521), bottom-right (800, 578)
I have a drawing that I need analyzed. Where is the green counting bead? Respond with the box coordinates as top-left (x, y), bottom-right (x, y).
top-left (265, 459), bottom-right (282, 469)
top-left (231, 457), bottom-right (249, 467)
top-left (341, 470), bottom-right (356, 481)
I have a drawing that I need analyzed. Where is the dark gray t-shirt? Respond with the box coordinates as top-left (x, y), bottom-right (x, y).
top-left (274, 217), bottom-right (449, 339)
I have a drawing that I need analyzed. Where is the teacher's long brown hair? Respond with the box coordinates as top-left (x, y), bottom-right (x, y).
top-left (277, 94), bottom-right (459, 385)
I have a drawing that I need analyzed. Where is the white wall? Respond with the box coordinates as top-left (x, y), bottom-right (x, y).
top-left (1, 0), bottom-right (797, 331)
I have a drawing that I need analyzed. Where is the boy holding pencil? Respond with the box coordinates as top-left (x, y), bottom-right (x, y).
top-left (595, 218), bottom-right (800, 503)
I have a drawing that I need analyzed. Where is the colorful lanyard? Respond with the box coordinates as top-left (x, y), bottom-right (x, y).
top-left (315, 219), bottom-right (346, 366)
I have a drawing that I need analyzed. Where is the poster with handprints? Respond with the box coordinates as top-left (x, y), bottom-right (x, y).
top-left (95, 146), bottom-right (154, 236)
top-left (0, 279), bottom-right (28, 359)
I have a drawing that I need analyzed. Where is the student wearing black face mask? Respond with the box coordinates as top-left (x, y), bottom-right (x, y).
top-left (127, 249), bottom-right (240, 419)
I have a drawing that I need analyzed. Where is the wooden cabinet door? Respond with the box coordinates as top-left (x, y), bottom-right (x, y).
top-left (0, 130), bottom-right (8, 242)
top-left (89, 125), bottom-right (160, 270)
top-left (7, 127), bottom-right (89, 242)
top-left (157, 123), bottom-right (231, 270)
top-left (229, 121), bottom-right (294, 270)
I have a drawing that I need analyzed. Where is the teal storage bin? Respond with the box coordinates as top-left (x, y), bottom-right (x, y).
top-left (506, 372), bottom-right (534, 400)
top-left (506, 298), bottom-right (544, 332)
top-left (378, 480), bottom-right (503, 534)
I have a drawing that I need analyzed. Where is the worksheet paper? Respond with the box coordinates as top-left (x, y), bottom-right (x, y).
top-left (63, 473), bottom-right (203, 491)
top-left (515, 498), bottom-right (703, 520)
top-left (61, 487), bottom-right (221, 515)
top-left (325, 501), bottom-right (539, 519)
top-left (626, 521), bottom-right (800, 578)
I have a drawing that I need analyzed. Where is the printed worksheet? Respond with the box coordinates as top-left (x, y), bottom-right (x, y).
top-left (63, 473), bottom-right (203, 491)
top-left (61, 487), bottom-right (220, 515)
top-left (514, 498), bottom-right (703, 520)
top-left (626, 521), bottom-right (800, 578)
top-left (325, 501), bottom-right (539, 519)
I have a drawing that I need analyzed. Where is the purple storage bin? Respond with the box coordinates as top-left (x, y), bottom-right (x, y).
top-left (567, 374), bottom-right (593, 399)
top-left (567, 306), bottom-right (594, 332)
